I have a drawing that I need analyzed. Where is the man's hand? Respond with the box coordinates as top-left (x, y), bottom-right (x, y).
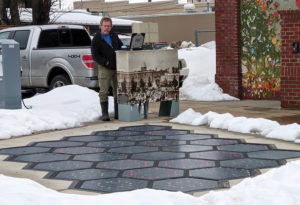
top-left (105, 60), bottom-right (110, 66)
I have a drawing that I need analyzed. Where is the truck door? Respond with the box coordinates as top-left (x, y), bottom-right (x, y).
top-left (11, 30), bottom-right (31, 86)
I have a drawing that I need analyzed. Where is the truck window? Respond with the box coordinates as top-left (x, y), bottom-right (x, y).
top-left (13, 30), bottom-right (30, 49)
top-left (38, 28), bottom-right (90, 48)
top-left (71, 29), bottom-right (91, 46)
top-left (0, 31), bottom-right (11, 39)
top-left (38, 30), bottom-right (59, 48)
top-left (58, 29), bottom-right (72, 46)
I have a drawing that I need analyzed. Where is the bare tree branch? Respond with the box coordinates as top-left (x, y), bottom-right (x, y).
top-left (0, 0), bottom-right (9, 25)
top-left (32, 0), bottom-right (52, 25)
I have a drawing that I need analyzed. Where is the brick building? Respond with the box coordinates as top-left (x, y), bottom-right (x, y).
top-left (215, 0), bottom-right (300, 108)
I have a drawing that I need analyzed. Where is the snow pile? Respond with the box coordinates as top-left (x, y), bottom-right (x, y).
top-left (0, 174), bottom-right (198, 205)
top-left (180, 41), bottom-right (195, 48)
top-left (197, 160), bottom-right (300, 205)
top-left (0, 85), bottom-right (114, 139)
top-left (170, 108), bottom-right (300, 143)
top-left (178, 41), bottom-right (238, 101)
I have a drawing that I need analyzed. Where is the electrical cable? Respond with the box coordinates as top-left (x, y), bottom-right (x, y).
top-left (20, 70), bottom-right (32, 109)
top-left (22, 98), bottom-right (32, 109)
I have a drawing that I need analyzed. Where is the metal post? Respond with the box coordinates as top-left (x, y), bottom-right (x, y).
top-left (194, 30), bottom-right (199, 47)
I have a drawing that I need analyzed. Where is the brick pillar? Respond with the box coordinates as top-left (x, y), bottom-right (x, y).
top-left (279, 10), bottom-right (300, 108)
top-left (215, 0), bottom-right (242, 98)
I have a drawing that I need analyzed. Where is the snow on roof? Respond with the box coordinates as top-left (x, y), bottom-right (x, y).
top-left (50, 9), bottom-right (141, 26)
top-left (19, 9), bottom-right (141, 26)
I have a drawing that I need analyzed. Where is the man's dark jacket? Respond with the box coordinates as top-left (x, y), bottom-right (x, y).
top-left (91, 30), bottom-right (123, 70)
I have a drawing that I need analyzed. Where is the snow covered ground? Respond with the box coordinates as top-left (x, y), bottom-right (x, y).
top-left (178, 41), bottom-right (238, 101)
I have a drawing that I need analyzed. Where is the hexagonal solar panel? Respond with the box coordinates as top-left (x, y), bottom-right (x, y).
top-left (33, 160), bottom-right (93, 171)
top-left (162, 145), bottom-right (212, 152)
top-left (191, 138), bottom-right (240, 146)
top-left (116, 135), bottom-right (163, 141)
top-left (119, 125), bottom-right (171, 132)
top-left (218, 144), bottom-right (269, 152)
top-left (73, 153), bottom-right (127, 162)
top-left (87, 141), bottom-right (135, 148)
top-left (248, 150), bottom-right (300, 160)
top-left (153, 178), bottom-right (220, 192)
top-left (190, 151), bottom-right (244, 160)
top-left (108, 146), bottom-right (158, 154)
top-left (80, 178), bottom-right (148, 192)
top-left (65, 135), bottom-right (115, 142)
top-left (221, 158), bottom-right (280, 169)
top-left (53, 147), bottom-right (104, 154)
top-left (34, 141), bottom-right (84, 148)
top-left (1, 125), bottom-right (299, 194)
top-left (138, 140), bottom-right (186, 147)
top-left (55, 168), bottom-right (119, 181)
top-left (166, 134), bottom-right (212, 140)
top-left (96, 159), bottom-right (154, 170)
top-left (190, 167), bottom-right (251, 180)
top-left (123, 167), bottom-right (184, 180)
top-left (158, 159), bottom-right (215, 169)
top-left (0, 146), bottom-right (50, 155)
top-left (145, 129), bottom-right (190, 136)
top-left (131, 152), bottom-right (185, 161)
top-left (14, 153), bottom-right (70, 162)
top-left (93, 130), bottom-right (141, 136)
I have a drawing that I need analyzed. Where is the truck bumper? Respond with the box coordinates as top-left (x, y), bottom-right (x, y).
top-left (73, 76), bottom-right (98, 88)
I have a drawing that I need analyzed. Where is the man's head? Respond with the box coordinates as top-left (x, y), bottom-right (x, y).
top-left (100, 17), bottom-right (112, 35)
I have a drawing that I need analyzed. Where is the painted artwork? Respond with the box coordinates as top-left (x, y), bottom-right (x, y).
top-left (241, 0), bottom-right (283, 99)
top-left (116, 50), bottom-right (179, 105)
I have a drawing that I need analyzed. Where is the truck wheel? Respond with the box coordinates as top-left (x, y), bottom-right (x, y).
top-left (49, 74), bottom-right (71, 90)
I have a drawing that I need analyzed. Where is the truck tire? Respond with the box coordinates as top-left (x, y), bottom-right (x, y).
top-left (49, 74), bottom-right (71, 90)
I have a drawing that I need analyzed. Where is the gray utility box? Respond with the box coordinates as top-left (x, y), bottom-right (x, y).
top-left (0, 39), bottom-right (21, 109)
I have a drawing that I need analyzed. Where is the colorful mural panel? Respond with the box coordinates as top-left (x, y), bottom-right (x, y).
top-left (241, 0), bottom-right (283, 99)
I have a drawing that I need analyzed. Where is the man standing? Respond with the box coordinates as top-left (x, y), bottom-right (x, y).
top-left (91, 17), bottom-right (123, 121)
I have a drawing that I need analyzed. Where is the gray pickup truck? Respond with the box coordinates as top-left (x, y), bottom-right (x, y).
top-left (0, 25), bottom-right (97, 97)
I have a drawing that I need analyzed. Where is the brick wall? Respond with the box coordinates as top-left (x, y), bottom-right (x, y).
top-left (279, 10), bottom-right (300, 108)
top-left (215, 0), bottom-right (242, 98)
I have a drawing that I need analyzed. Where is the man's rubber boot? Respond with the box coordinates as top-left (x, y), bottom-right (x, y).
top-left (100, 102), bottom-right (110, 121)
top-left (114, 101), bottom-right (118, 120)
